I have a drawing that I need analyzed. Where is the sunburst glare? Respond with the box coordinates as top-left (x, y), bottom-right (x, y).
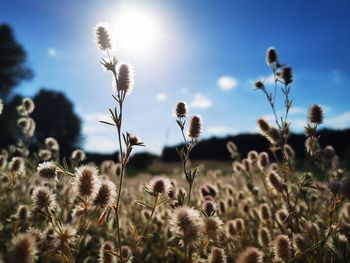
top-left (114, 9), bottom-right (158, 53)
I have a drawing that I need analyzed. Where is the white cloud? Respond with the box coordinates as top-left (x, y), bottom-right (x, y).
top-left (207, 126), bottom-right (236, 135)
top-left (156, 92), bottom-right (167, 101)
top-left (191, 93), bottom-right (212, 109)
top-left (180, 86), bottom-right (188, 93)
top-left (81, 112), bottom-right (117, 153)
top-left (217, 76), bottom-right (238, 90)
top-left (262, 107), bottom-right (306, 124)
top-left (325, 111), bottom-right (350, 129)
top-left (257, 74), bottom-right (275, 85)
top-left (289, 107), bottom-right (306, 115)
top-left (47, 47), bottom-right (57, 57)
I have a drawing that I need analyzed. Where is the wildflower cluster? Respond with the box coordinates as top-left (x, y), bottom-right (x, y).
top-left (0, 27), bottom-right (349, 263)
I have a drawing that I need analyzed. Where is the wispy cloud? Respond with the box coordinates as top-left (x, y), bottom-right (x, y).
top-left (47, 47), bottom-right (57, 57)
top-left (82, 112), bottom-right (117, 153)
top-left (207, 126), bottom-right (236, 135)
top-left (180, 86), bottom-right (188, 93)
top-left (217, 76), bottom-right (238, 90)
top-left (261, 106), bottom-right (306, 124)
top-left (156, 92), bottom-right (167, 101)
top-left (191, 93), bottom-right (212, 109)
top-left (325, 111), bottom-right (350, 129)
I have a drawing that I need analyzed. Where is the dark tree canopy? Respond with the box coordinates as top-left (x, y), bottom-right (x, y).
top-left (32, 89), bottom-right (82, 157)
top-left (0, 24), bottom-right (33, 98)
top-left (0, 96), bottom-right (22, 148)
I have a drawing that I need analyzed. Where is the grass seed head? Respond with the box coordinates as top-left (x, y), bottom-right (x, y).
top-left (237, 247), bottom-right (263, 263)
top-left (175, 101), bottom-right (188, 118)
top-left (208, 247), bottom-right (227, 263)
top-left (308, 104), bottom-right (323, 124)
top-left (6, 233), bottom-right (38, 263)
top-left (188, 115), bottom-right (202, 139)
top-left (37, 161), bottom-right (57, 180)
top-left (94, 23), bottom-right (113, 52)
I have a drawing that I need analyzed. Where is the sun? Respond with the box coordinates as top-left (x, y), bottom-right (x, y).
top-left (114, 9), bottom-right (158, 53)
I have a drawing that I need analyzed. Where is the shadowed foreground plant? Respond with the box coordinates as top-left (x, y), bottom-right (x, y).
top-left (94, 22), bottom-right (144, 262)
top-left (174, 101), bottom-right (203, 206)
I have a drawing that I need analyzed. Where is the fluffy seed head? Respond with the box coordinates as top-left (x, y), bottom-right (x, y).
top-left (8, 157), bottom-right (25, 174)
top-left (237, 247), bottom-right (263, 263)
top-left (100, 160), bottom-right (117, 176)
top-left (283, 144), bottom-right (295, 160)
top-left (267, 171), bottom-right (286, 192)
top-left (203, 216), bottom-right (223, 241)
top-left (16, 205), bottom-right (30, 221)
top-left (0, 154), bottom-right (7, 169)
top-left (0, 98), bottom-right (3, 115)
top-left (93, 180), bottom-right (116, 208)
top-left (226, 220), bottom-right (236, 236)
top-left (202, 199), bottom-right (217, 216)
top-left (175, 101), bottom-right (188, 118)
top-left (38, 149), bottom-right (52, 161)
top-left (71, 149), bottom-right (86, 162)
top-left (274, 235), bottom-right (291, 260)
top-left (37, 161), bottom-right (57, 180)
top-left (277, 67), bottom-right (293, 85)
top-left (292, 234), bottom-right (306, 252)
top-left (147, 176), bottom-right (172, 195)
top-left (258, 227), bottom-right (271, 247)
top-left (248, 151), bottom-right (258, 162)
top-left (94, 23), bottom-right (113, 51)
top-left (45, 137), bottom-right (60, 152)
top-left (188, 115), bottom-right (202, 139)
top-left (259, 203), bottom-right (271, 223)
top-left (129, 134), bottom-right (143, 146)
top-left (254, 80), bottom-right (265, 90)
top-left (234, 218), bottom-right (245, 232)
top-left (308, 104), bottom-right (323, 124)
top-left (22, 98), bottom-right (35, 114)
top-left (170, 207), bottom-right (203, 246)
top-left (266, 47), bottom-right (278, 66)
top-left (17, 117), bottom-right (31, 130)
top-left (257, 118), bottom-right (270, 134)
top-left (74, 165), bottom-right (99, 198)
top-left (200, 183), bottom-right (218, 199)
top-left (6, 233), bottom-right (38, 263)
top-left (121, 245), bottom-right (133, 263)
top-left (226, 141), bottom-right (238, 158)
top-left (231, 162), bottom-right (241, 174)
top-left (275, 208), bottom-right (289, 225)
top-left (257, 152), bottom-right (270, 172)
top-left (98, 241), bottom-right (116, 263)
top-left (208, 247), bottom-right (227, 263)
top-left (116, 63), bottom-right (134, 94)
top-left (31, 186), bottom-right (57, 211)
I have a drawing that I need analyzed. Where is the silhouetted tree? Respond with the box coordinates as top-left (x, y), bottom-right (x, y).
top-left (129, 152), bottom-right (158, 169)
top-left (162, 129), bottom-right (350, 163)
top-left (0, 96), bottom-right (23, 149)
top-left (32, 89), bottom-right (81, 157)
top-left (0, 24), bottom-right (33, 99)
top-left (0, 24), bottom-right (34, 148)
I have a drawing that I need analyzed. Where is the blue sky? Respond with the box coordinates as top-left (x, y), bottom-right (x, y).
top-left (1, 0), bottom-right (350, 154)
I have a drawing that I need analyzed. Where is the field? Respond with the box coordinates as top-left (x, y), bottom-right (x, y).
top-left (0, 23), bottom-right (350, 263)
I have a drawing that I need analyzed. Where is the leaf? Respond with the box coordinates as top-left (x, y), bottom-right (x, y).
top-left (156, 198), bottom-right (169, 208)
top-left (135, 200), bottom-right (153, 209)
top-left (99, 120), bottom-right (115, 126)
